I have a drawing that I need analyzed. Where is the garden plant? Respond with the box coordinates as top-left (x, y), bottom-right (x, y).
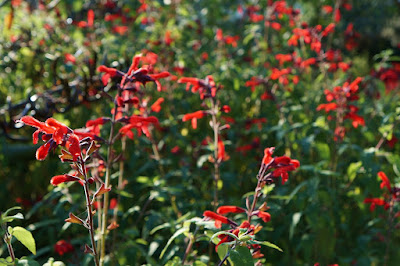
top-left (0, 0), bottom-right (399, 265)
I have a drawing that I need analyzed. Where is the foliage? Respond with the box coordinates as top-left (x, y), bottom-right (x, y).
top-left (0, 0), bottom-right (400, 265)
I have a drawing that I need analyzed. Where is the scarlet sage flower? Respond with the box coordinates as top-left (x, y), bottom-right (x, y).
top-left (322, 5), bottom-right (333, 14)
top-left (54, 240), bottom-right (74, 256)
top-left (364, 198), bottom-right (389, 212)
top-left (378, 172), bottom-right (391, 191)
top-left (98, 53), bottom-right (170, 91)
top-left (322, 23), bottom-right (335, 37)
top-left (64, 53), bottom-right (76, 64)
top-left (216, 206), bottom-right (246, 215)
top-left (203, 210), bottom-right (236, 228)
top-left (253, 210), bottom-right (271, 222)
top-left (150, 97), bottom-right (164, 113)
top-left (182, 111), bottom-right (206, 129)
top-left (118, 115), bottom-right (159, 139)
top-left (260, 147), bottom-right (300, 184)
top-left (245, 77), bottom-right (263, 92)
top-left (50, 173), bottom-right (83, 186)
top-left (217, 138), bottom-right (229, 161)
top-left (18, 116), bottom-right (82, 161)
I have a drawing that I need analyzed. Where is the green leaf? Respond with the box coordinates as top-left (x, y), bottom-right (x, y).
top-left (1, 213), bottom-right (24, 223)
top-left (289, 212), bottom-right (302, 239)
top-left (159, 227), bottom-right (189, 259)
top-left (229, 246), bottom-right (254, 266)
top-left (347, 161), bottom-right (362, 182)
top-left (251, 240), bottom-right (283, 252)
top-left (2, 206), bottom-right (22, 217)
top-left (11, 226), bottom-right (36, 255)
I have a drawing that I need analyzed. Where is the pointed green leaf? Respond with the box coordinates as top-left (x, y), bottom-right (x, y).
top-left (229, 246), bottom-right (254, 266)
top-left (2, 206), bottom-right (22, 217)
top-left (11, 226), bottom-right (36, 255)
top-left (159, 227), bottom-right (189, 259)
top-left (252, 240), bottom-right (283, 252)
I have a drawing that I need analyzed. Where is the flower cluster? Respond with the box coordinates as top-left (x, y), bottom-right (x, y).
top-left (203, 147), bottom-right (299, 261)
top-left (18, 116), bottom-right (82, 161)
top-left (364, 172), bottom-right (399, 213)
top-left (54, 240), bottom-right (74, 256)
top-left (317, 77), bottom-right (364, 141)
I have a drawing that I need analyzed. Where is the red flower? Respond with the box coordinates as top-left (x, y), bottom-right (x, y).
top-left (378, 171), bottom-right (391, 191)
top-left (18, 116), bottom-right (81, 161)
top-left (216, 206), bottom-right (246, 215)
top-left (182, 111), bottom-right (206, 129)
top-left (245, 77), bottom-right (263, 92)
top-left (54, 240), bottom-right (74, 256)
top-left (118, 115), bottom-right (159, 139)
top-left (364, 198), bottom-right (389, 212)
top-left (254, 211), bottom-right (271, 222)
top-left (64, 53), bottom-right (76, 64)
top-left (87, 9), bottom-right (94, 27)
top-left (262, 147), bottom-right (274, 165)
top-left (261, 147), bottom-right (300, 184)
top-left (322, 5), bottom-right (333, 14)
top-left (150, 97), bottom-right (164, 113)
top-left (322, 23), bottom-right (335, 37)
top-left (112, 26), bottom-right (128, 35)
top-left (50, 174), bottom-right (82, 186)
top-left (203, 210), bottom-right (236, 228)
top-left (217, 138), bottom-right (229, 161)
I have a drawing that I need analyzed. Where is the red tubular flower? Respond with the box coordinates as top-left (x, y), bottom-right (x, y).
top-left (245, 77), bottom-right (263, 92)
top-left (66, 135), bottom-right (81, 161)
top-left (221, 105), bottom-right (231, 113)
top-left (19, 116), bottom-right (55, 134)
top-left (50, 174), bottom-right (81, 186)
top-left (316, 103), bottom-right (338, 112)
top-left (345, 113), bottom-right (365, 128)
top-left (378, 171), bottom-right (391, 191)
top-left (203, 210), bottom-right (236, 229)
top-left (54, 240), bottom-right (74, 256)
top-left (19, 116), bottom-right (82, 161)
top-left (364, 198), bottom-right (389, 212)
top-left (150, 97), bottom-right (164, 113)
top-left (217, 138), bottom-right (229, 161)
top-left (86, 117), bottom-right (110, 128)
top-left (112, 25), bottom-right (128, 35)
top-left (64, 53), bottom-right (76, 64)
top-left (334, 8), bottom-right (341, 23)
top-left (178, 77), bottom-right (202, 92)
top-left (322, 23), bottom-right (335, 36)
top-left (36, 142), bottom-right (52, 161)
top-left (118, 115), bottom-right (159, 139)
top-left (87, 9), bottom-right (94, 27)
top-left (216, 206), bottom-right (246, 215)
top-left (97, 65), bottom-right (119, 77)
top-left (149, 72), bottom-right (171, 91)
top-left (262, 147), bottom-right (275, 165)
top-left (182, 111), bottom-right (206, 129)
top-left (255, 211), bottom-right (271, 222)
top-left (322, 5), bottom-right (333, 13)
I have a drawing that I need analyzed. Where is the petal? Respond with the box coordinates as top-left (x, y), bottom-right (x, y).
top-left (50, 174), bottom-right (79, 186)
top-left (36, 142), bottom-right (51, 161)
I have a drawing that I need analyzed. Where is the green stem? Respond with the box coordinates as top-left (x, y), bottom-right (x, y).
top-left (211, 99), bottom-right (220, 211)
top-left (81, 157), bottom-right (99, 266)
top-left (99, 109), bottom-right (116, 266)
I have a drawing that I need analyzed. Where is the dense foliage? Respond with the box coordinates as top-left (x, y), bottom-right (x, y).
top-left (1, 0), bottom-right (400, 265)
